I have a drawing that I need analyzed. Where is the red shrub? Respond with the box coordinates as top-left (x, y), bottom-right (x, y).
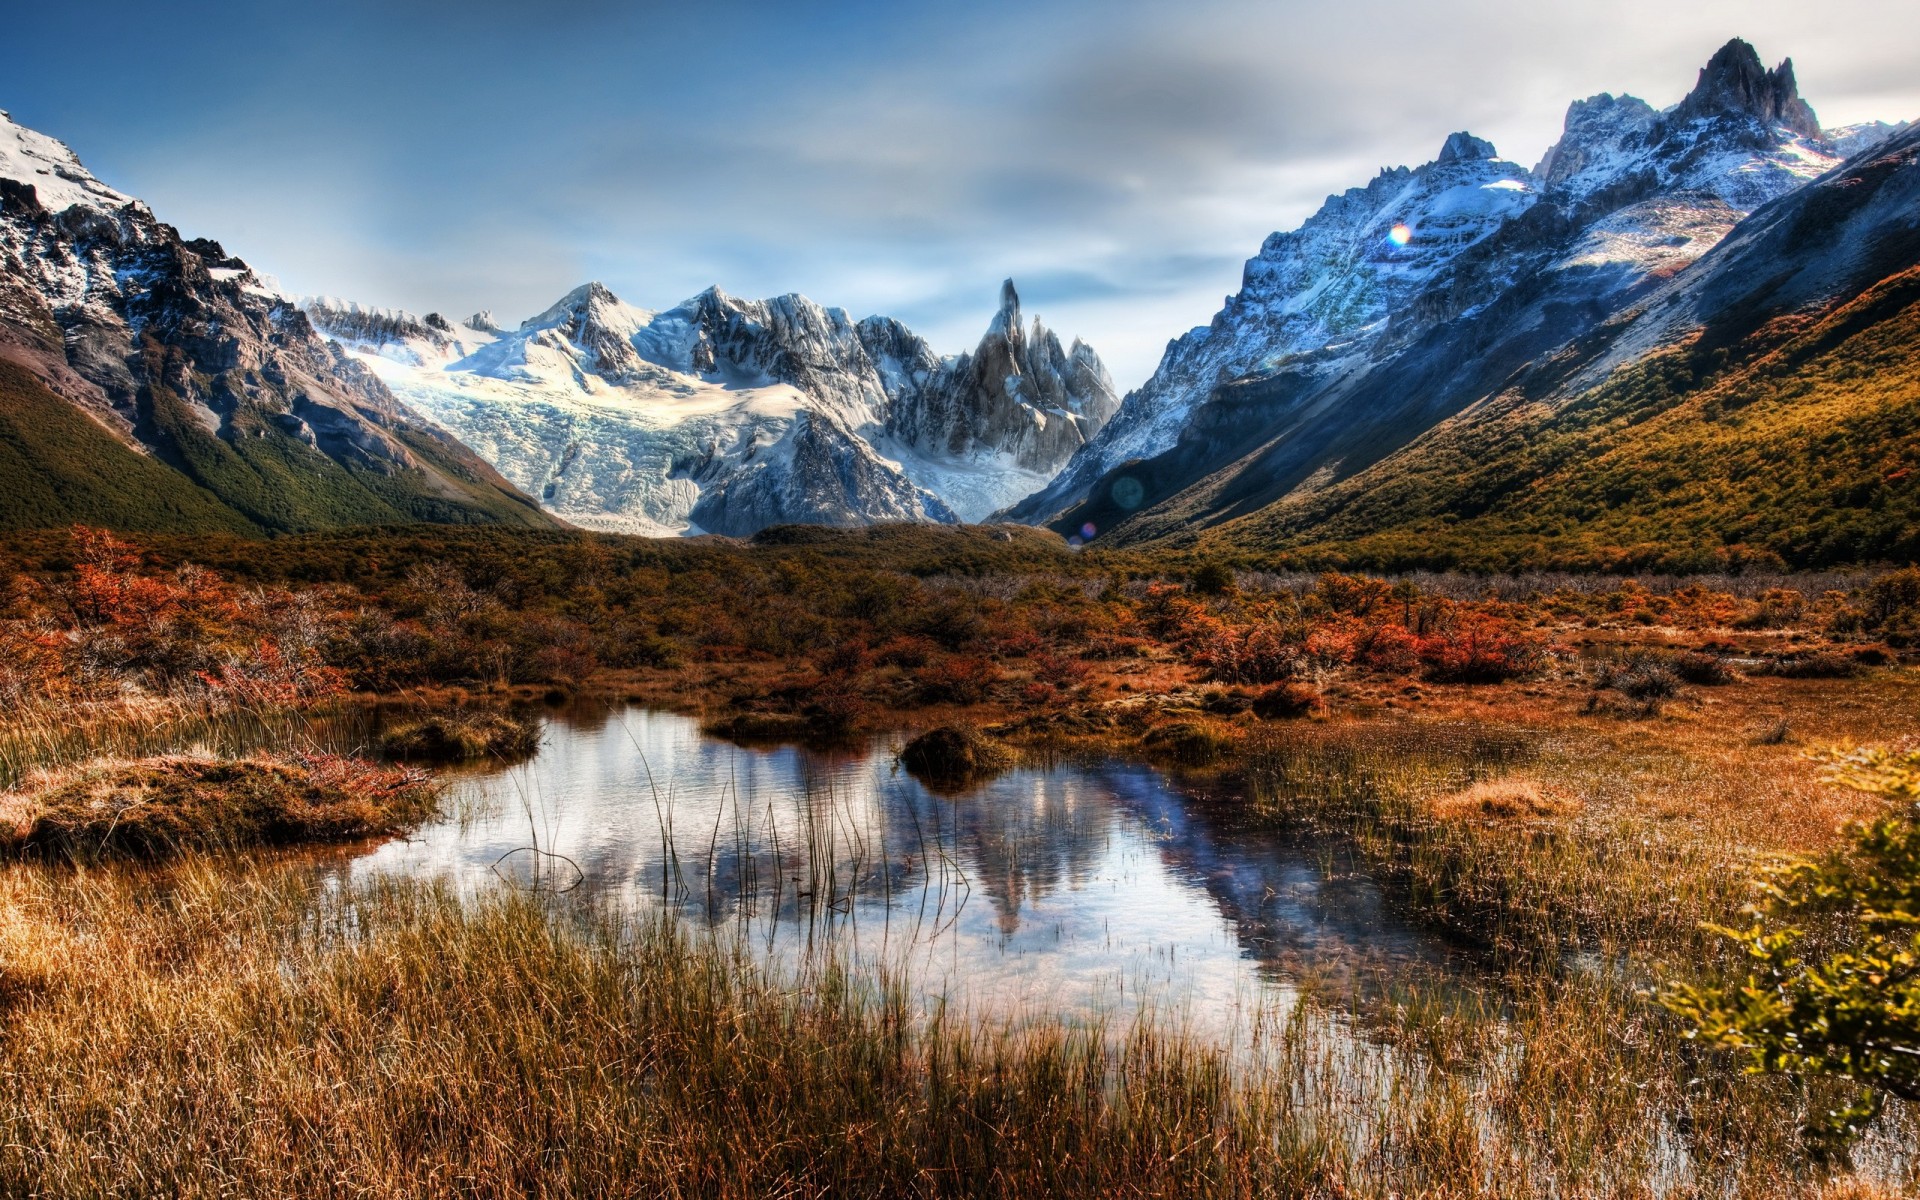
top-left (915, 656), bottom-right (1002, 704)
top-left (1029, 651), bottom-right (1092, 687)
top-left (872, 635), bottom-right (939, 669)
top-left (1190, 623), bottom-right (1303, 684)
top-left (1352, 622), bottom-right (1420, 674)
top-left (1416, 614), bottom-right (1545, 683)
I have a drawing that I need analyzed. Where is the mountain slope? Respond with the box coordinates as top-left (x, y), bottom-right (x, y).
top-left (0, 359), bottom-right (259, 533)
top-left (1196, 121), bottom-right (1920, 570)
top-left (310, 279), bottom-right (1116, 535)
top-left (1013, 40), bottom-right (1879, 547)
top-left (0, 109), bottom-right (555, 535)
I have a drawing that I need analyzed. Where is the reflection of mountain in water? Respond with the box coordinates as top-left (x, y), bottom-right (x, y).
top-left (338, 706), bottom-right (1472, 1022)
top-left (937, 772), bottom-right (1111, 937)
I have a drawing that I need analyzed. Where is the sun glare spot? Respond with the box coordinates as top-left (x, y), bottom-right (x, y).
top-left (1388, 223), bottom-right (1413, 247)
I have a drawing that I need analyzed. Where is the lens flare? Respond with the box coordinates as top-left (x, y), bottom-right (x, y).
top-left (1081, 522), bottom-right (1097, 540)
top-left (1388, 223), bottom-right (1413, 247)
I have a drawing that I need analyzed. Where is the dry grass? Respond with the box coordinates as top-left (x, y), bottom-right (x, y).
top-left (0, 753), bottom-right (438, 860)
top-left (1426, 776), bottom-right (1577, 822)
top-left (379, 710), bottom-right (541, 763)
top-left (0, 863), bottom-right (1909, 1199)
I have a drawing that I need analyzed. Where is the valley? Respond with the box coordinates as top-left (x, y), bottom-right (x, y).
top-left (0, 24), bottom-right (1917, 1199)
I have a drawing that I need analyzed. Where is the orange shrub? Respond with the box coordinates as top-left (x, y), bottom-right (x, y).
top-left (915, 656), bottom-right (1002, 704)
top-left (1417, 613), bottom-right (1546, 683)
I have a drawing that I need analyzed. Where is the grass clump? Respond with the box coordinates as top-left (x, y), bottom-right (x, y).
top-left (1142, 721), bottom-right (1232, 766)
top-left (0, 753), bottom-right (438, 860)
top-left (1427, 776), bottom-right (1577, 822)
top-left (899, 726), bottom-right (1011, 790)
top-left (380, 711), bottom-right (540, 762)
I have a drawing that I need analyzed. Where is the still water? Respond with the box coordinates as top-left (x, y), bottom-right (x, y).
top-left (345, 704), bottom-right (1473, 1033)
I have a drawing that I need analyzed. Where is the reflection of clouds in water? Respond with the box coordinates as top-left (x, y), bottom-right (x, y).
top-left (347, 706), bottom-right (1471, 1038)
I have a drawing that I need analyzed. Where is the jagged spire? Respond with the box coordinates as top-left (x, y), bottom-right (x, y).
top-left (1672, 38), bottom-right (1821, 138)
top-left (989, 278), bottom-right (1023, 338)
top-left (1436, 132), bottom-right (1497, 164)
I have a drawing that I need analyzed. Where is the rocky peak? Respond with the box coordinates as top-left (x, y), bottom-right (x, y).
top-left (515, 281), bottom-right (650, 383)
top-left (989, 277), bottom-right (1023, 339)
top-left (467, 310), bottom-right (502, 335)
top-left (1670, 38), bottom-right (1820, 139)
top-left (1534, 92), bottom-right (1659, 190)
top-left (1436, 132), bottom-right (1498, 165)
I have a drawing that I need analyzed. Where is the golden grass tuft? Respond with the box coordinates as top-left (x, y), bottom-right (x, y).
top-left (1427, 776), bottom-right (1579, 822)
top-left (379, 710), bottom-right (541, 763)
top-left (0, 752), bottom-right (439, 860)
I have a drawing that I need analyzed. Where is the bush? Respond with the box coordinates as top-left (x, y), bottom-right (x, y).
top-left (1733, 588), bottom-right (1807, 631)
top-left (1353, 622), bottom-right (1420, 673)
top-left (914, 656), bottom-right (1001, 705)
top-left (1417, 615), bottom-right (1545, 684)
top-left (1189, 562), bottom-right (1236, 596)
top-left (1591, 650), bottom-right (1683, 700)
top-left (1190, 623), bottom-right (1302, 685)
top-left (1672, 651), bottom-right (1737, 686)
top-left (1251, 682), bottom-right (1319, 720)
top-left (1759, 651), bottom-right (1860, 679)
top-left (1860, 569), bottom-right (1920, 647)
top-left (1664, 748), bottom-right (1920, 1143)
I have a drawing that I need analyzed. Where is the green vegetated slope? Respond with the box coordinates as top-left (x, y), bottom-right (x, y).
top-left (0, 361), bottom-right (259, 535)
top-left (1202, 265), bottom-right (1920, 571)
top-left (0, 359), bottom-right (555, 537)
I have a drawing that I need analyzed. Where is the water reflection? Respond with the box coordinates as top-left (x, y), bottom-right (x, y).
top-left (344, 704), bottom-right (1472, 1032)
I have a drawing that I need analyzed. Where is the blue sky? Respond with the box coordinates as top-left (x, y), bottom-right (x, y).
top-left (5, 0), bottom-right (1916, 386)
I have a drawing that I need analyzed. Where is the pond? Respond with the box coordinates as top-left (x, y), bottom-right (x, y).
top-left (338, 703), bottom-right (1477, 1036)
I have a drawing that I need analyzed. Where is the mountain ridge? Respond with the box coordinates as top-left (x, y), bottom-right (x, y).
top-left (0, 109), bottom-right (555, 536)
top-left (1010, 38), bottom-right (1905, 562)
top-left (307, 275), bottom-right (1117, 534)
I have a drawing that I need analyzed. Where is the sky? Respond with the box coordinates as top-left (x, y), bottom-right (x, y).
top-left (4, 0), bottom-right (1916, 389)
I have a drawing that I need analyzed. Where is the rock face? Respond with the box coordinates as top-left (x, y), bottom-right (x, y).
top-left (310, 278), bottom-right (1116, 534)
top-left (0, 109), bottom-right (552, 533)
top-left (1669, 38), bottom-right (1821, 139)
top-left (1010, 38), bottom-right (1870, 542)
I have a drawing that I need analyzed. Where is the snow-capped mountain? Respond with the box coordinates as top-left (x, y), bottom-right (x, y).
top-left (1009, 38), bottom-right (1878, 530)
top-left (0, 109), bottom-right (549, 533)
top-left (308, 278), bottom-right (1116, 535)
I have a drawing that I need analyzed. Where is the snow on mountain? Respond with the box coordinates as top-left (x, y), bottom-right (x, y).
top-left (0, 110), bottom-right (550, 531)
top-left (308, 279), bottom-right (1115, 534)
top-left (1006, 38), bottom-right (1865, 526)
top-left (0, 109), bottom-right (142, 216)
top-left (1008, 130), bottom-right (1538, 522)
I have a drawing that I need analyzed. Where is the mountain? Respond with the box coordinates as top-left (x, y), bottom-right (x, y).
top-left (1008, 40), bottom-right (1900, 553)
top-left (0, 109), bottom-right (554, 535)
top-left (308, 278), bottom-right (1116, 535)
top-left (1199, 119), bottom-right (1920, 570)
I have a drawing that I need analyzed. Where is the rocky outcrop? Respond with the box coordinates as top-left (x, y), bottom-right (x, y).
top-left (1670, 38), bottom-right (1821, 140)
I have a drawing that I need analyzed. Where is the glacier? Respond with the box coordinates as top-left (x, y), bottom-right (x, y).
top-left (308, 278), bottom-right (1117, 535)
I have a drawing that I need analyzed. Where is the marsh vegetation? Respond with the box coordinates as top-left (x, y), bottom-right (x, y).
top-left (1, 524), bottom-right (1917, 1195)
